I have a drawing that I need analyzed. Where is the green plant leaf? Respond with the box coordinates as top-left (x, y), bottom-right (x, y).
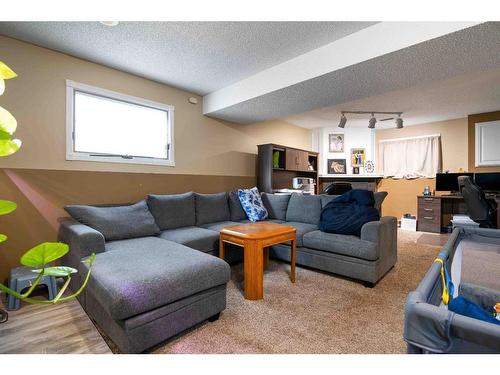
top-left (20, 242), bottom-right (69, 267)
top-left (0, 138), bottom-right (21, 156)
top-left (0, 200), bottom-right (16, 215)
top-left (0, 61), bottom-right (17, 80)
top-left (82, 252), bottom-right (96, 266)
top-left (0, 234), bottom-right (6, 243)
top-left (0, 129), bottom-right (10, 140)
top-left (32, 266), bottom-right (77, 277)
top-left (0, 106), bottom-right (17, 135)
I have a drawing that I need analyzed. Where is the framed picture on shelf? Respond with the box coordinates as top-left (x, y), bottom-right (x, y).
top-left (328, 133), bottom-right (344, 153)
top-left (351, 148), bottom-right (366, 167)
top-left (352, 166), bottom-right (360, 174)
top-left (327, 159), bottom-right (346, 174)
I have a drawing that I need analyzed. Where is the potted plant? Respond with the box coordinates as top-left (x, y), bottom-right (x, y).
top-left (0, 60), bottom-right (95, 323)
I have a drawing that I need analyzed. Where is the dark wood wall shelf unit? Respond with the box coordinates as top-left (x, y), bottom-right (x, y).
top-left (257, 144), bottom-right (319, 194)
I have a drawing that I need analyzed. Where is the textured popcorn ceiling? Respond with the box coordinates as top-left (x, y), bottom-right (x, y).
top-left (208, 22), bottom-right (500, 125)
top-left (0, 21), bottom-right (377, 95)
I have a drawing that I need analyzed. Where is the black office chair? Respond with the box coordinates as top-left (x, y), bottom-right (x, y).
top-left (458, 176), bottom-right (497, 228)
top-left (323, 182), bottom-right (352, 195)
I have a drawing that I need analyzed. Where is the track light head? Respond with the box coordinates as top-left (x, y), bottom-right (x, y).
top-left (338, 113), bottom-right (347, 128)
top-left (396, 116), bottom-right (403, 129)
top-left (368, 114), bottom-right (376, 129)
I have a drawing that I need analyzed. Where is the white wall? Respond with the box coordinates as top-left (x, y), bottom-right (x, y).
top-left (311, 127), bottom-right (375, 175)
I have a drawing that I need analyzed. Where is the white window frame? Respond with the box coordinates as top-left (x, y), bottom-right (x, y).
top-left (66, 80), bottom-right (175, 166)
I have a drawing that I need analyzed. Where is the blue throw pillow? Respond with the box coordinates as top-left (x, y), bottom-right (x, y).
top-left (238, 187), bottom-right (268, 222)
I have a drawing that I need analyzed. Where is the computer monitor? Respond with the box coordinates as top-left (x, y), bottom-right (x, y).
top-left (435, 172), bottom-right (474, 192)
top-left (474, 173), bottom-right (500, 192)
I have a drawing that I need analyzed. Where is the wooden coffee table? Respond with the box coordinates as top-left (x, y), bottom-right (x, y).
top-left (219, 222), bottom-right (296, 300)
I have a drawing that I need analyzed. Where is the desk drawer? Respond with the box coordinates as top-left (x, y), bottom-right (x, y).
top-left (417, 221), bottom-right (441, 233)
top-left (418, 197), bottom-right (441, 208)
top-left (417, 213), bottom-right (440, 224)
top-left (417, 210), bottom-right (441, 232)
top-left (418, 206), bottom-right (440, 217)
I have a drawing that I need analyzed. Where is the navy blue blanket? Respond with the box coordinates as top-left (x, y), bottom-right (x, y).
top-left (319, 189), bottom-right (380, 236)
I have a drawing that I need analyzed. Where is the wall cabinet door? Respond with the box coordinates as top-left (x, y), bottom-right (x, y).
top-left (285, 148), bottom-right (299, 171)
top-left (286, 148), bottom-right (310, 171)
top-left (298, 151), bottom-right (310, 171)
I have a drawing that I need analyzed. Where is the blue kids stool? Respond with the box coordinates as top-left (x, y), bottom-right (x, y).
top-left (7, 266), bottom-right (58, 310)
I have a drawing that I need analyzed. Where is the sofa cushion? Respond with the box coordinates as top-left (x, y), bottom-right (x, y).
top-left (302, 230), bottom-right (378, 261)
top-left (147, 192), bottom-right (195, 230)
top-left (65, 200), bottom-right (160, 241)
top-left (92, 237), bottom-right (230, 320)
top-left (320, 194), bottom-right (338, 208)
top-left (195, 192), bottom-right (230, 225)
top-left (159, 226), bottom-right (219, 253)
top-left (261, 193), bottom-right (290, 221)
top-left (229, 191), bottom-right (247, 221)
top-left (268, 219), bottom-right (285, 224)
top-left (200, 220), bottom-right (241, 232)
top-left (238, 187), bottom-right (268, 222)
top-left (282, 221), bottom-right (318, 247)
top-left (374, 191), bottom-right (388, 214)
top-left (286, 194), bottom-right (322, 225)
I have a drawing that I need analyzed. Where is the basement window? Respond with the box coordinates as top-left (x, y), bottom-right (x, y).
top-left (66, 80), bottom-right (174, 166)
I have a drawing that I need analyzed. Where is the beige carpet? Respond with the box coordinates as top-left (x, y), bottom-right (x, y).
top-left (146, 230), bottom-right (445, 354)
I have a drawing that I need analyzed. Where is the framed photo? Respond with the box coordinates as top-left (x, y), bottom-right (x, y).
top-left (327, 159), bottom-right (346, 174)
top-left (352, 166), bottom-right (360, 174)
top-left (329, 133), bottom-right (344, 153)
top-left (351, 148), bottom-right (366, 167)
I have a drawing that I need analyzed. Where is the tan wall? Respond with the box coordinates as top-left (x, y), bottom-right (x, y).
top-left (0, 36), bottom-right (310, 279)
top-left (468, 111), bottom-right (500, 173)
top-left (376, 118), bottom-right (469, 218)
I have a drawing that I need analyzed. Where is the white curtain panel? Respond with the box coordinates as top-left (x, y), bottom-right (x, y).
top-left (378, 134), bottom-right (442, 179)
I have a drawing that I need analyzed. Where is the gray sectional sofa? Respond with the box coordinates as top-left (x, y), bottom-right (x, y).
top-left (59, 190), bottom-right (397, 353)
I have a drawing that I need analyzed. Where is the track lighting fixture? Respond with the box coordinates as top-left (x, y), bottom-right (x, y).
top-left (338, 113), bottom-right (347, 128)
top-left (368, 114), bottom-right (376, 129)
top-left (396, 116), bottom-right (404, 129)
top-left (337, 111), bottom-right (403, 129)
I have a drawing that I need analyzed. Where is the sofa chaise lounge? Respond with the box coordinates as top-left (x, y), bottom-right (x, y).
top-left (59, 190), bottom-right (396, 353)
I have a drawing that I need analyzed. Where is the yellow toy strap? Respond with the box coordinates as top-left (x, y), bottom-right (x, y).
top-left (434, 258), bottom-right (450, 305)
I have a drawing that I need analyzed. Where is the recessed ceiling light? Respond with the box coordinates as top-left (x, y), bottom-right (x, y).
top-left (100, 21), bottom-right (119, 27)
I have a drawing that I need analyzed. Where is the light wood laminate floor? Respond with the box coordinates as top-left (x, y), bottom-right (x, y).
top-left (0, 296), bottom-right (111, 354)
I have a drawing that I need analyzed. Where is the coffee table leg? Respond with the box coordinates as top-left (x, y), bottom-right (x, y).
top-left (244, 240), bottom-right (264, 300)
top-left (263, 247), bottom-right (269, 270)
top-left (219, 237), bottom-right (225, 260)
top-left (290, 239), bottom-right (296, 283)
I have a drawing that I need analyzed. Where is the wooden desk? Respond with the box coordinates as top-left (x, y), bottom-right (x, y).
top-left (219, 222), bottom-right (296, 300)
top-left (417, 195), bottom-right (500, 233)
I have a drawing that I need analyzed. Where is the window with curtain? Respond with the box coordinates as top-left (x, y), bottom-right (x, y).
top-left (378, 134), bottom-right (442, 179)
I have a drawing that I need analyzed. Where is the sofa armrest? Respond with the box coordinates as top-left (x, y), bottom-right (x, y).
top-left (361, 216), bottom-right (398, 260)
top-left (58, 218), bottom-right (105, 260)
